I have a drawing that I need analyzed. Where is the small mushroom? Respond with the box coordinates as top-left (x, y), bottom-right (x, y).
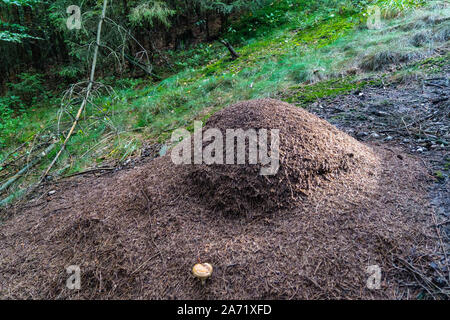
top-left (192, 263), bottom-right (213, 285)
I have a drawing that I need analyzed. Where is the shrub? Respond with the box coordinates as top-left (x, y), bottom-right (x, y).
top-left (7, 72), bottom-right (45, 108)
top-left (57, 65), bottom-right (84, 81)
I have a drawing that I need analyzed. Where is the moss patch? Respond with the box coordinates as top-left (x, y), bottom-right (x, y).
top-left (293, 16), bottom-right (357, 48)
top-left (284, 77), bottom-right (381, 107)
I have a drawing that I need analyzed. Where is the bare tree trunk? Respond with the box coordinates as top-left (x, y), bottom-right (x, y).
top-left (42, 0), bottom-right (109, 179)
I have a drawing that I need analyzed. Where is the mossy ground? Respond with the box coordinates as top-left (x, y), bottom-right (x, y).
top-left (284, 77), bottom-right (381, 107)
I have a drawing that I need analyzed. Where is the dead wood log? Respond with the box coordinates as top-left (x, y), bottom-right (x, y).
top-left (220, 39), bottom-right (240, 60)
top-left (0, 143), bottom-right (56, 194)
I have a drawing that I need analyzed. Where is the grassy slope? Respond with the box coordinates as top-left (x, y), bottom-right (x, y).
top-left (0, 0), bottom-right (448, 202)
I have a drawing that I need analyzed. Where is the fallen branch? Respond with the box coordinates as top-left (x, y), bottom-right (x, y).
top-left (124, 53), bottom-right (161, 80)
top-left (64, 166), bottom-right (115, 178)
top-left (0, 141), bottom-right (29, 169)
top-left (0, 143), bottom-right (56, 195)
top-left (0, 187), bottom-right (28, 208)
top-left (431, 207), bottom-right (450, 284)
top-left (220, 39), bottom-right (240, 60)
top-left (395, 256), bottom-right (449, 298)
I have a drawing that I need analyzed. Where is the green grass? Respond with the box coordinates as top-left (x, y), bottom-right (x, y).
top-left (0, 0), bottom-right (447, 202)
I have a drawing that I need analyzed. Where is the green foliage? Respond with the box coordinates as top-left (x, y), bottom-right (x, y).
top-left (0, 16), bottom-right (40, 43)
top-left (226, 0), bottom-right (365, 43)
top-left (191, 0), bottom-right (266, 14)
top-left (372, 0), bottom-right (425, 17)
top-left (129, 1), bottom-right (176, 27)
top-left (7, 72), bottom-right (46, 107)
top-left (57, 65), bottom-right (84, 80)
top-left (293, 15), bottom-right (356, 48)
top-left (0, 96), bottom-right (25, 148)
top-left (0, 97), bottom-right (14, 130)
top-left (0, 71), bottom-right (49, 148)
top-left (0, 0), bottom-right (42, 42)
top-left (1, 0), bottom-right (40, 5)
top-left (0, 28), bottom-right (38, 43)
top-left (434, 170), bottom-right (444, 180)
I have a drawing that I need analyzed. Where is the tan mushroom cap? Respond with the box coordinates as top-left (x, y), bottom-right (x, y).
top-left (192, 263), bottom-right (213, 281)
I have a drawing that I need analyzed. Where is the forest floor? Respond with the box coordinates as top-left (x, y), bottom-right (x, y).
top-left (1, 1), bottom-right (449, 204)
top-left (287, 58), bottom-right (450, 292)
top-left (1, 48), bottom-right (448, 300)
top-left (283, 51), bottom-right (449, 228)
top-left (0, 1), bottom-right (449, 299)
